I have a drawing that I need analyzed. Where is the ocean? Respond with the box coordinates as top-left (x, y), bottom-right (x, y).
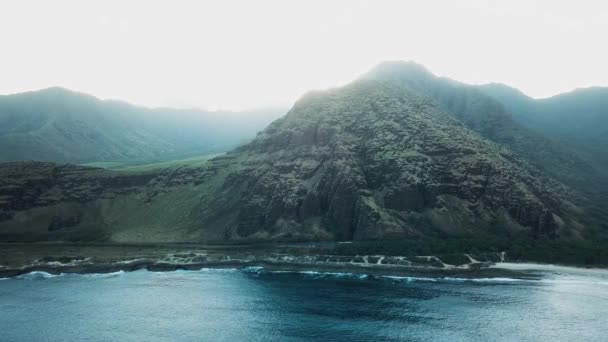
top-left (1, 264), bottom-right (607, 341)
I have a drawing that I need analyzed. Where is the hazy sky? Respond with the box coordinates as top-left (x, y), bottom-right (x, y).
top-left (1, 0), bottom-right (606, 110)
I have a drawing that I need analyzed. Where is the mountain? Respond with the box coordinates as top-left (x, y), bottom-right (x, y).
top-left (0, 79), bottom-right (586, 243)
top-left (193, 80), bottom-right (582, 242)
top-left (362, 62), bottom-right (606, 192)
top-left (0, 87), bottom-right (284, 164)
top-left (479, 84), bottom-right (608, 170)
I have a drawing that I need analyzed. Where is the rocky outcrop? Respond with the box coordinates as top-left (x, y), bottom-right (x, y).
top-left (194, 80), bottom-right (577, 241)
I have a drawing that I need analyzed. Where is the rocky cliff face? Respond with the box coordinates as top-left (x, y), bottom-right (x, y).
top-left (193, 80), bottom-right (578, 242)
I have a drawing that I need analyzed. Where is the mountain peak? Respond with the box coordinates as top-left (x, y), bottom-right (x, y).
top-left (363, 61), bottom-right (435, 83)
top-left (34, 86), bottom-right (96, 98)
top-left (2, 87), bottom-right (101, 103)
top-left (38, 86), bottom-right (74, 93)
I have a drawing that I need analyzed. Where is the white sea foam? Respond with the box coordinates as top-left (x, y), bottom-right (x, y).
top-left (197, 267), bottom-right (238, 273)
top-left (82, 271), bottom-right (126, 279)
top-left (299, 271), bottom-right (356, 278)
top-left (382, 275), bottom-right (437, 282)
top-left (467, 277), bottom-right (524, 283)
top-left (464, 254), bottom-right (479, 263)
top-left (242, 266), bottom-right (264, 273)
top-left (380, 275), bottom-right (524, 284)
top-left (260, 269), bottom-right (369, 280)
top-left (16, 271), bottom-right (62, 280)
top-left (114, 258), bottom-right (147, 265)
top-left (239, 269), bottom-right (522, 283)
top-left (1, 265), bottom-right (532, 285)
top-left (35, 258), bottom-right (93, 267)
top-left (11, 270), bottom-right (131, 280)
top-left (491, 262), bottom-right (608, 277)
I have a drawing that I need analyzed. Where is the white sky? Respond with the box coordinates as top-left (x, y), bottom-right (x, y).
top-left (1, 0), bottom-right (606, 110)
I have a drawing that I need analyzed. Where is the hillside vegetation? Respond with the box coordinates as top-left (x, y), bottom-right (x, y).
top-left (0, 87), bottom-right (283, 163)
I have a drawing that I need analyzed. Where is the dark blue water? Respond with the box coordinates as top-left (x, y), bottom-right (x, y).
top-left (1, 266), bottom-right (607, 341)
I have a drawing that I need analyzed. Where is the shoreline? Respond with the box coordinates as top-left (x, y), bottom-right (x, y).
top-left (0, 259), bottom-right (529, 280)
top-left (1, 242), bottom-right (605, 280)
top-left (0, 254), bottom-right (530, 281)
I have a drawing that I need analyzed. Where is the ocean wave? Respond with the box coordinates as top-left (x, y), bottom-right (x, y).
top-left (379, 275), bottom-right (525, 284)
top-left (81, 271), bottom-right (126, 279)
top-left (301, 271), bottom-right (371, 280)
top-left (300, 270), bottom-right (357, 277)
top-left (242, 266), bottom-right (265, 273)
top-left (13, 270), bottom-right (131, 280)
top-left (113, 259), bottom-right (147, 265)
top-left (239, 267), bottom-right (524, 283)
top-left (2, 266), bottom-right (525, 284)
top-left (197, 267), bottom-right (238, 273)
top-left (383, 276), bottom-right (524, 283)
top-left (16, 271), bottom-right (62, 280)
top-left (241, 267), bottom-right (370, 280)
top-left (283, 270), bottom-right (367, 279)
top-left (381, 275), bottom-right (437, 282)
top-left (469, 277), bottom-right (525, 283)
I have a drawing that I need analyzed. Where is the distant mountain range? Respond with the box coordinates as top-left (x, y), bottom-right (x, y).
top-left (0, 87), bottom-right (285, 164)
top-left (0, 62), bottom-right (606, 256)
top-left (479, 83), bottom-right (608, 171)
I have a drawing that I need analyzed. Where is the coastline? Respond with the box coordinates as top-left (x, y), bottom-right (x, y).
top-left (2, 242), bottom-right (606, 281)
top-left (0, 242), bottom-right (545, 280)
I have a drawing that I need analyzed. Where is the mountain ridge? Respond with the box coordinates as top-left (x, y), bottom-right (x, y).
top-left (363, 61), bottom-right (606, 192)
top-left (0, 87), bottom-right (285, 164)
top-left (479, 82), bottom-right (608, 179)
